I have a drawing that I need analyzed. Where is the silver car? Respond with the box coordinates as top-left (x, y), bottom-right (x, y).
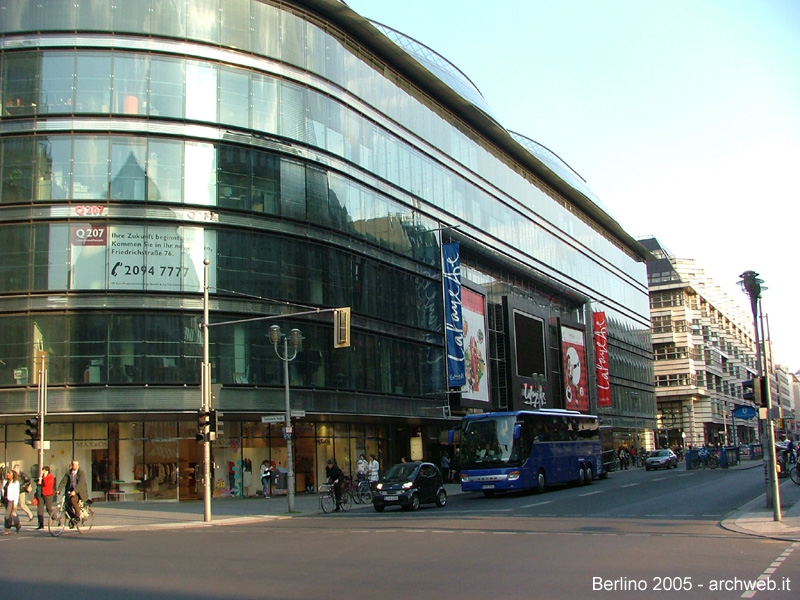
top-left (645, 449), bottom-right (678, 470)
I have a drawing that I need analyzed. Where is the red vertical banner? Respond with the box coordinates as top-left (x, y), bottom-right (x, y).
top-left (593, 312), bottom-right (611, 407)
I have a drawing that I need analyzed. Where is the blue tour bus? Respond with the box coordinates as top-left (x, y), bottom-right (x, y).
top-left (459, 409), bottom-right (605, 496)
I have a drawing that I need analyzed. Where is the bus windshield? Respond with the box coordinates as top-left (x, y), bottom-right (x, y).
top-left (460, 414), bottom-right (519, 467)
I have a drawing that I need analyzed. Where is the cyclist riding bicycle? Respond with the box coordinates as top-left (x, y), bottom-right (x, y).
top-left (58, 459), bottom-right (89, 526)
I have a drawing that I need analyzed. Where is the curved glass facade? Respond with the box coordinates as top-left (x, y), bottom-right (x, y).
top-left (0, 0), bottom-right (653, 498)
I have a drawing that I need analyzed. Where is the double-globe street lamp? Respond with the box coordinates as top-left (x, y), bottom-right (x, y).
top-left (268, 325), bottom-right (302, 513)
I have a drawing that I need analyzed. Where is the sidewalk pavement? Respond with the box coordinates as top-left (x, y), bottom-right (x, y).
top-left (11, 465), bottom-right (800, 541)
top-left (718, 461), bottom-right (800, 542)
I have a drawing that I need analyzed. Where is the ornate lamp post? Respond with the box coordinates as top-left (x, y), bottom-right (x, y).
top-left (269, 325), bottom-right (302, 513)
top-left (738, 270), bottom-right (781, 521)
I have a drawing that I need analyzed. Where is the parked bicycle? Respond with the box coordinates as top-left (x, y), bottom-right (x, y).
top-left (349, 477), bottom-right (373, 504)
top-left (690, 448), bottom-right (719, 470)
top-left (789, 463), bottom-right (800, 486)
top-left (339, 475), bottom-right (373, 504)
top-left (319, 482), bottom-right (351, 513)
top-left (48, 494), bottom-right (94, 537)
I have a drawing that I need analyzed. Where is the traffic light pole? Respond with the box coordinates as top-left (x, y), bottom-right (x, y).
top-left (739, 270), bottom-right (781, 522)
top-left (36, 351), bottom-right (47, 486)
top-left (198, 257), bottom-right (349, 520)
top-left (202, 259), bottom-right (212, 523)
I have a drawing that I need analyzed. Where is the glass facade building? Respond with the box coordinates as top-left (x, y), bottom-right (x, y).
top-left (0, 0), bottom-right (653, 501)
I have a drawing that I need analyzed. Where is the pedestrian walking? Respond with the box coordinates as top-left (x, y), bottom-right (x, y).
top-left (3, 468), bottom-right (21, 535)
top-left (12, 464), bottom-right (33, 521)
top-left (260, 459), bottom-right (272, 498)
top-left (368, 454), bottom-right (380, 482)
top-left (35, 465), bottom-right (56, 530)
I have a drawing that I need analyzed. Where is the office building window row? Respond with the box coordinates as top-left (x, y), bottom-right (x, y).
top-left (0, 312), bottom-right (444, 395)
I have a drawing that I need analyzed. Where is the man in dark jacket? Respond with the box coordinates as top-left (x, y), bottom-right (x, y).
top-left (12, 464), bottom-right (33, 521)
top-left (59, 459), bottom-right (89, 523)
top-left (325, 460), bottom-right (345, 511)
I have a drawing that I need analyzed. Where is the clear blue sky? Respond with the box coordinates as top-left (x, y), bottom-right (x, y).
top-left (346, 0), bottom-right (800, 372)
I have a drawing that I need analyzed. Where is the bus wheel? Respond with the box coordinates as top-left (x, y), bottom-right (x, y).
top-left (584, 464), bottom-right (592, 484)
top-left (578, 465), bottom-right (585, 485)
top-left (536, 470), bottom-right (547, 493)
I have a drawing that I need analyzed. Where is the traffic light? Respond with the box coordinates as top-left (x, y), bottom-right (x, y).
top-left (24, 417), bottom-right (39, 448)
top-left (333, 307), bottom-right (350, 348)
top-left (210, 410), bottom-right (224, 439)
top-left (742, 377), bottom-right (762, 405)
top-left (196, 410), bottom-right (210, 442)
top-left (758, 377), bottom-right (769, 408)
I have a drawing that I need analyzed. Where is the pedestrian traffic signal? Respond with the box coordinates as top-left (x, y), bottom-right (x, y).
top-left (24, 417), bottom-right (39, 448)
top-left (196, 410), bottom-right (210, 442)
top-left (210, 410), bottom-right (224, 439)
top-left (742, 377), bottom-right (762, 405)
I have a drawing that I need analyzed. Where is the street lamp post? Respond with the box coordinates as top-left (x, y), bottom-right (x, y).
top-left (269, 325), bottom-right (302, 513)
top-left (738, 270), bottom-right (781, 522)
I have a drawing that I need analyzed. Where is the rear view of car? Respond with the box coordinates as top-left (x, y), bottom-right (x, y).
top-left (372, 461), bottom-right (447, 512)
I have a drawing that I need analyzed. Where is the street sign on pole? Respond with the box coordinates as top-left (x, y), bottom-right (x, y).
top-left (262, 411), bottom-right (305, 423)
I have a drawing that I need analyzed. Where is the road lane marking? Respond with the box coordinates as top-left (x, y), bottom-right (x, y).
top-left (578, 490), bottom-right (604, 497)
top-left (621, 483), bottom-right (639, 488)
top-left (520, 500), bottom-right (554, 508)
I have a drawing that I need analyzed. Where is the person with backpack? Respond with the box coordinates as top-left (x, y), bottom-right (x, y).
top-left (12, 464), bottom-right (33, 521)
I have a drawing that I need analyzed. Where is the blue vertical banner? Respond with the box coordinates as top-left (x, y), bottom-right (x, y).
top-left (442, 242), bottom-right (466, 388)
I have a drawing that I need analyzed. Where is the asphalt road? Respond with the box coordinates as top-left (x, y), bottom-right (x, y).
top-left (2, 466), bottom-right (797, 600)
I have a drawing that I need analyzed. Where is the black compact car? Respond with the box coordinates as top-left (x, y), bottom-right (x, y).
top-left (644, 449), bottom-right (678, 470)
top-left (372, 461), bottom-right (447, 512)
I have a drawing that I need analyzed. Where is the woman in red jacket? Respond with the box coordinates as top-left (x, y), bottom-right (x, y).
top-left (35, 465), bottom-right (56, 530)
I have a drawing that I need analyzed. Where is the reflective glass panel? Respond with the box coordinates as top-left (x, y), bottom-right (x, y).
top-left (184, 142), bottom-right (216, 206)
top-left (185, 60), bottom-right (217, 122)
top-left (75, 53), bottom-right (112, 113)
top-left (113, 54), bottom-right (148, 115)
top-left (149, 56), bottom-right (184, 119)
top-left (147, 139), bottom-right (183, 204)
top-left (40, 53), bottom-right (75, 113)
top-left (219, 67), bottom-right (249, 129)
top-left (111, 138), bottom-right (147, 201)
top-left (2, 51), bottom-right (38, 116)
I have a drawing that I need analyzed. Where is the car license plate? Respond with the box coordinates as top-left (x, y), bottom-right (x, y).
top-left (481, 484), bottom-right (495, 490)
top-left (383, 495), bottom-right (398, 501)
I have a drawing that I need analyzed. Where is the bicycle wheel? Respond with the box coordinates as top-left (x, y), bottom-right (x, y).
top-left (75, 505), bottom-right (94, 534)
top-left (320, 488), bottom-right (335, 513)
top-left (340, 490), bottom-right (351, 511)
top-left (349, 485), bottom-right (361, 504)
top-left (708, 455), bottom-right (719, 469)
top-left (790, 465), bottom-right (800, 485)
top-left (48, 510), bottom-right (67, 537)
top-left (690, 458), bottom-right (701, 470)
top-left (358, 482), bottom-right (373, 504)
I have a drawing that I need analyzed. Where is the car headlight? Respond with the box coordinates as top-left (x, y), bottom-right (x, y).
top-left (507, 470), bottom-right (521, 481)
top-left (376, 483), bottom-right (383, 491)
top-left (460, 473), bottom-right (469, 483)
top-left (402, 481), bottom-right (413, 490)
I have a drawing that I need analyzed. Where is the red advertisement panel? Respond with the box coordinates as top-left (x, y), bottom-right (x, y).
top-left (561, 325), bottom-right (588, 412)
top-left (593, 312), bottom-right (611, 407)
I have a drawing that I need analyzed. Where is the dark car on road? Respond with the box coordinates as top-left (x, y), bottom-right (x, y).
top-left (372, 461), bottom-right (447, 512)
top-left (645, 449), bottom-right (678, 470)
